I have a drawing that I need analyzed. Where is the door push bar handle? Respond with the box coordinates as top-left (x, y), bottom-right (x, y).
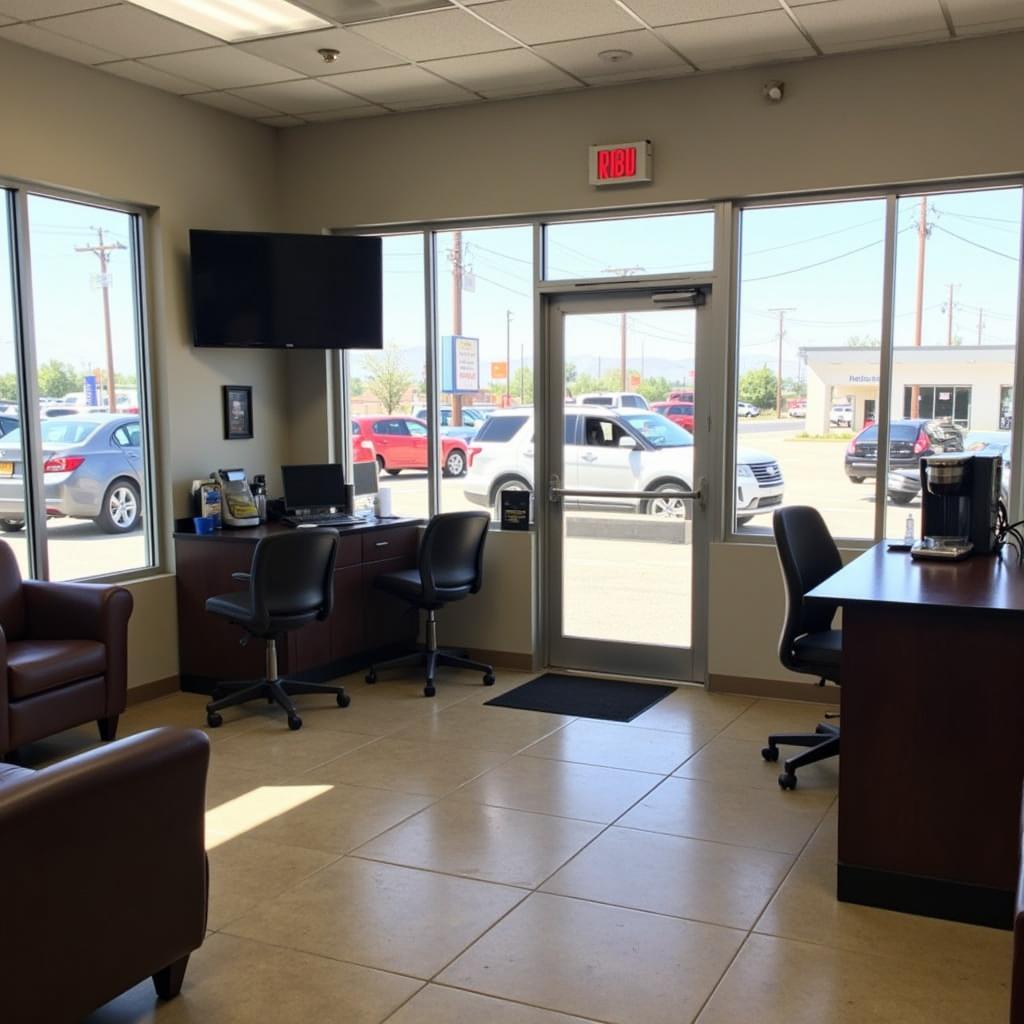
top-left (549, 478), bottom-right (705, 505)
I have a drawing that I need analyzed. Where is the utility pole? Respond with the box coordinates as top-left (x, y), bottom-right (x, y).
top-left (505, 309), bottom-right (513, 406)
top-left (450, 230), bottom-right (464, 425)
top-left (75, 227), bottom-right (125, 412)
top-left (977, 307), bottom-right (985, 346)
top-left (946, 283), bottom-right (955, 347)
top-left (603, 266), bottom-right (644, 389)
top-left (910, 197), bottom-right (929, 417)
top-left (520, 340), bottom-right (525, 403)
top-left (768, 307), bottom-right (795, 419)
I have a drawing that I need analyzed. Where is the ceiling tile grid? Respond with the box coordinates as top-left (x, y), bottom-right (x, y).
top-left (0, 0), bottom-right (1019, 126)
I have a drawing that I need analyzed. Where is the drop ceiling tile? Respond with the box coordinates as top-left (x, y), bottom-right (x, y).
top-left (422, 48), bottom-right (577, 94)
top-left (142, 46), bottom-right (302, 90)
top-left (299, 0), bottom-right (453, 22)
top-left (239, 26), bottom-right (403, 77)
top-left (231, 78), bottom-right (368, 113)
top-left (534, 29), bottom-right (689, 79)
top-left (0, 13), bottom-right (12, 24)
top-left (658, 10), bottom-right (814, 68)
top-left (792, 0), bottom-right (949, 52)
top-left (471, 0), bottom-right (640, 45)
top-left (349, 8), bottom-right (517, 60)
top-left (300, 105), bottom-right (390, 121)
top-left (189, 91), bottom-right (279, 118)
top-left (613, 0), bottom-right (777, 28)
top-left (943, 0), bottom-right (1024, 32)
top-left (388, 93), bottom-right (482, 109)
top-left (98, 57), bottom-right (205, 93)
top-left (257, 114), bottom-right (307, 128)
top-left (38, 4), bottom-right (219, 58)
top-left (582, 63), bottom-right (693, 85)
top-left (485, 81), bottom-right (584, 99)
top-left (0, 21), bottom-right (121, 63)
top-left (0, 1), bottom-right (117, 18)
top-left (322, 62), bottom-right (477, 103)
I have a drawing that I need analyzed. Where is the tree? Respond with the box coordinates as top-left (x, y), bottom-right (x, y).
top-left (363, 345), bottom-right (413, 413)
top-left (739, 367), bottom-right (777, 409)
top-left (635, 376), bottom-right (676, 403)
top-left (37, 359), bottom-right (80, 400)
top-left (846, 335), bottom-right (881, 348)
top-left (782, 377), bottom-right (806, 399)
top-left (509, 366), bottom-right (533, 403)
top-left (0, 373), bottom-right (16, 402)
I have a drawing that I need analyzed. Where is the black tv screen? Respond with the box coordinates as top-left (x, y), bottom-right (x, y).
top-left (189, 230), bottom-right (382, 349)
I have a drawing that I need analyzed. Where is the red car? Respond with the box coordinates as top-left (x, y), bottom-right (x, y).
top-left (650, 400), bottom-right (694, 432)
top-left (352, 415), bottom-right (469, 477)
top-left (351, 421), bottom-right (375, 464)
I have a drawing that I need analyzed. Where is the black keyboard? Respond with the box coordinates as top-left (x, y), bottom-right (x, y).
top-left (282, 513), bottom-right (364, 528)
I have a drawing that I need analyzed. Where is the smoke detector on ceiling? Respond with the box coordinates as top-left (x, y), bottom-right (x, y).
top-left (762, 80), bottom-right (785, 103)
top-left (318, 48), bottom-right (341, 64)
top-left (597, 49), bottom-right (633, 64)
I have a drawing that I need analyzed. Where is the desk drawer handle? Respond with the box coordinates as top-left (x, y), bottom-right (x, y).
top-left (375, 540), bottom-right (389, 547)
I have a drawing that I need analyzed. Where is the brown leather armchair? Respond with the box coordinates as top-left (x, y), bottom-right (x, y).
top-left (0, 540), bottom-right (133, 756)
top-left (0, 726), bottom-right (210, 1022)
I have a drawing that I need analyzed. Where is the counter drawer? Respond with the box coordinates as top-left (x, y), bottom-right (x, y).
top-left (362, 526), bottom-right (418, 564)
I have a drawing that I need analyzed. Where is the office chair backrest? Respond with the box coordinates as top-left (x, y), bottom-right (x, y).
top-left (248, 529), bottom-right (339, 631)
top-left (773, 506), bottom-right (842, 670)
top-left (418, 511), bottom-right (490, 604)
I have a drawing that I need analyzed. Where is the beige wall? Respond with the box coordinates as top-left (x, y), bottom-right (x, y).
top-left (0, 39), bottom-right (289, 687)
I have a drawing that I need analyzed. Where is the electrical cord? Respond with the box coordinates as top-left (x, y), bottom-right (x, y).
top-left (993, 500), bottom-right (1024, 564)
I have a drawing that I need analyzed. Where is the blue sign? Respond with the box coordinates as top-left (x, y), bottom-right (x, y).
top-left (441, 336), bottom-right (480, 394)
top-left (84, 375), bottom-right (98, 406)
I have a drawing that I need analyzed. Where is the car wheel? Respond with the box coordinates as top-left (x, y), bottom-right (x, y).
top-left (491, 477), bottom-right (532, 515)
top-left (376, 455), bottom-right (387, 476)
top-left (97, 479), bottom-right (141, 534)
top-left (888, 491), bottom-right (916, 506)
top-left (0, 518), bottom-right (24, 532)
top-left (849, 476), bottom-right (865, 484)
top-left (443, 449), bottom-right (467, 477)
top-left (737, 515), bottom-right (754, 526)
top-left (645, 482), bottom-right (692, 520)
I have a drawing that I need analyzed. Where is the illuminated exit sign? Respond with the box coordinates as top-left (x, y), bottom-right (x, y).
top-left (588, 140), bottom-right (652, 186)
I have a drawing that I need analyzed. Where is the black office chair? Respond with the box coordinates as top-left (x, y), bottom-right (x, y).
top-left (204, 530), bottom-right (350, 731)
top-left (365, 511), bottom-right (495, 697)
top-left (762, 506), bottom-right (842, 790)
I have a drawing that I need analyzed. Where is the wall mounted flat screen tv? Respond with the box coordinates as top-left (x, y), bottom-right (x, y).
top-left (189, 230), bottom-right (383, 349)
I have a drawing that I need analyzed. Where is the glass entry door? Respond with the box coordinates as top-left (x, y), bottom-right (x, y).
top-left (544, 290), bottom-right (709, 681)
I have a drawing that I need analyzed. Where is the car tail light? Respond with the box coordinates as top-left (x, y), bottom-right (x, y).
top-left (468, 446), bottom-right (482, 467)
top-left (846, 438), bottom-right (857, 455)
top-left (43, 455), bottom-right (85, 473)
top-left (913, 431), bottom-right (929, 455)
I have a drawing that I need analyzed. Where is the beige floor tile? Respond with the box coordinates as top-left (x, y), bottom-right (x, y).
top-left (387, 985), bottom-right (600, 1024)
top-left (628, 686), bottom-right (754, 734)
top-left (525, 719), bottom-right (711, 774)
top-left (362, 669), bottom-right (499, 707)
top-left (458, 754), bottom-right (662, 823)
top-left (355, 797), bottom-right (603, 887)
top-left (542, 826), bottom-right (792, 930)
top-left (387, 703), bottom-right (572, 753)
top-left (7, 726), bottom-right (101, 767)
top-left (438, 893), bottom-right (743, 1024)
top-left (204, 762), bottom-right (300, 811)
top-left (224, 856), bottom-right (526, 979)
top-left (301, 737), bottom-right (512, 796)
top-left (673, 736), bottom-right (839, 792)
top-left (756, 826), bottom-right (1013, 981)
top-left (618, 776), bottom-right (834, 854)
top-left (212, 720), bottom-right (377, 773)
top-left (205, 834), bottom-right (338, 930)
top-left (86, 932), bottom-right (422, 1024)
top-left (288, 694), bottom-right (438, 736)
top-left (695, 933), bottom-right (1009, 1024)
top-left (717, 697), bottom-right (840, 743)
top-left (120, 691), bottom-right (266, 742)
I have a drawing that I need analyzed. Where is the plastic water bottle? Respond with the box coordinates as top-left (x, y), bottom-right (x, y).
top-left (904, 513), bottom-right (915, 545)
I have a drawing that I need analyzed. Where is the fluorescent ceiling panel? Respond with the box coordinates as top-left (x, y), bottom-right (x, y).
top-left (127, 0), bottom-right (329, 42)
top-left (298, 0), bottom-right (452, 22)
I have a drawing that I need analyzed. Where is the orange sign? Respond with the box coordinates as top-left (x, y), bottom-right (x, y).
top-left (628, 371), bottom-right (642, 391)
top-left (491, 361), bottom-right (508, 380)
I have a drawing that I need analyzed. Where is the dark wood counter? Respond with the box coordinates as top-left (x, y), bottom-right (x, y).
top-left (174, 518), bottom-right (423, 693)
top-left (808, 543), bottom-right (1024, 928)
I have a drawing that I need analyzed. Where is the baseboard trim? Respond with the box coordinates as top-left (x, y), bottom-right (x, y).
top-left (467, 649), bottom-right (535, 671)
top-left (709, 673), bottom-right (839, 703)
top-left (127, 675), bottom-right (179, 706)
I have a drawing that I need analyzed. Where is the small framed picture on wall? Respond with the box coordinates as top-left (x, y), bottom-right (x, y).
top-left (223, 385), bottom-right (253, 440)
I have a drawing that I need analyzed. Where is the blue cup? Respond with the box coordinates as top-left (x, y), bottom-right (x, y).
top-left (193, 515), bottom-right (215, 535)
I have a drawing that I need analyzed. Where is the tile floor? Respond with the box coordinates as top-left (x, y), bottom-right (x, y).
top-left (21, 670), bottom-right (1008, 1023)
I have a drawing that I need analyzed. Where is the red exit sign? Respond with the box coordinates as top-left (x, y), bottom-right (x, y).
top-left (588, 140), bottom-right (652, 186)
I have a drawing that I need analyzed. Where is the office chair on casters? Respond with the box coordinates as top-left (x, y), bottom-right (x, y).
top-left (762, 506), bottom-right (842, 790)
top-left (365, 511), bottom-right (495, 698)
top-left (204, 529), bottom-right (350, 731)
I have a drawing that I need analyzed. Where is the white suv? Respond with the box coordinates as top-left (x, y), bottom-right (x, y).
top-left (464, 405), bottom-right (784, 525)
top-left (575, 392), bottom-right (649, 409)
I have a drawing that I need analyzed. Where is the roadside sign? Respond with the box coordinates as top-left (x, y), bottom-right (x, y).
top-left (441, 335), bottom-right (479, 394)
top-left (491, 361), bottom-right (508, 380)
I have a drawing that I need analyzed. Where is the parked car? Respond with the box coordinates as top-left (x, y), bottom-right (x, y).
top-left (463, 405), bottom-right (784, 525)
top-left (0, 414), bottom-right (143, 533)
top-left (350, 420), bottom-right (375, 464)
top-left (830, 403), bottom-right (853, 427)
top-left (411, 405), bottom-right (492, 443)
top-left (737, 401), bottom-right (760, 418)
top-left (352, 415), bottom-right (469, 476)
top-left (787, 400), bottom-right (807, 418)
top-left (0, 414), bottom-right (17, 436)
top-left (650, 400), bottom-right (694, 432)
top-left (845, 418), bottom-right (964, 492)
top-left (886, 429), bottom-right (1010, 506)
top-left (575, 392), bottom-right (649, 409)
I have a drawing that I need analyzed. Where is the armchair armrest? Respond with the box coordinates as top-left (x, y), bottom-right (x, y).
top-left (231, 572), bottom-right (251, 583)
top-left (22, 578), bottom-right (133, 643)
top-left (0, 727), bottom-right (209, 1022)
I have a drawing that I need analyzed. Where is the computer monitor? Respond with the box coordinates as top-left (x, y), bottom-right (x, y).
top-left (281, 463), bottom-right (346, 512)
top-left (352, 459), bottom-right (379, 498)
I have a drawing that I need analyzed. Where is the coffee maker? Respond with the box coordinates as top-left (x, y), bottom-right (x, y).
top-left (911, 453), bottom-right (1001, 560)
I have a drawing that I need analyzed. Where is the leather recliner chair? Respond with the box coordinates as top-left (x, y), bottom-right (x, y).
top-left (0, 539), bottom-right (133, 756)
top-left (0, 727), bottom-right (210, 1021)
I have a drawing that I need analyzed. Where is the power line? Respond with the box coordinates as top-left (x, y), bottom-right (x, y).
top-left (931, 223), bottom-right (1019, 261)
top-left (741, 233), bottom-right (904, 283)
top-left (743, 215), bottom-right (881, 257)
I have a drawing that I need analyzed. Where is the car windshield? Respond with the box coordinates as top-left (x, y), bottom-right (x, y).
top-left (2, 420), bottom-right (100, 447)
top-left (621, 412), bottom-right (694, 448)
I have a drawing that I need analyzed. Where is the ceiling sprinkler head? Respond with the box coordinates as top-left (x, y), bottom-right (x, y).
top-left (318, 48), bottom-right (341, 64)
top-left (762, 80), bottom-right (785, 103)
top-left (597, 48), bottom-right (633, 64)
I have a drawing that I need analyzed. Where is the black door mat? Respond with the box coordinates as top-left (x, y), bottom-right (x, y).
top-left (485, 673), bottom-right (674, 722)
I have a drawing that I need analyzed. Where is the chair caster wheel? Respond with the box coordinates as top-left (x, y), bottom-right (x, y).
top-left (365, 670), bottom-right (377, 684)
top-left (337, 692), bottom-right (351, 708)
top-left (206, 712), bottom-right (223, 728)
top-left (424, 684), bottom-right (436, 698)
top-left (288, 715), bottom-right (303, 731)
top-left (778, 771), bottom-right (797, 790)
top-left (762, 746), bottom-right (779, 762)
top-left (483, 672), bottom-right (495, 686)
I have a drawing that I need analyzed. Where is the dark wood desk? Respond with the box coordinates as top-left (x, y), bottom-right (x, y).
top-left (174, 518), bottom-right (423, 693)
top-left (809, 543), bottom-right (1024, 928)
